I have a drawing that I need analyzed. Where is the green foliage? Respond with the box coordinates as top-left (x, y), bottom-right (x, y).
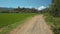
top-left (0, 7), bottom-right (39, 13)
top-left (0, 13), bottom-right (36, 28)
top-left (49, 0), bottom-right (60, 17)
top-left (0, 13), bottom-right (37, 34)
top-left (12, 7), bottom-right (39, 13)
top-left (44, 13), bottom-right (60, 34)
top-left (39, 8), bottom-right (49, 14)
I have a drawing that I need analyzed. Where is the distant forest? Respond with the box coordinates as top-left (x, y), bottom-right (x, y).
top-left (0, 7), bottom-right (41, 13)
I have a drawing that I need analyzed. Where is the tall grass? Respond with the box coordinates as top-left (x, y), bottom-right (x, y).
top-left (44, 13), bottom-right (60, 34)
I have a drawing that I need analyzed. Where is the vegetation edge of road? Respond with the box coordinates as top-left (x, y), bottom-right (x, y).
top-left (44, 13), bottom-right (60, 34)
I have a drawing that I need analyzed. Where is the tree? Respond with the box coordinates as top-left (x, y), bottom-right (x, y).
top-left (50, 0), bottom-right (60, 17)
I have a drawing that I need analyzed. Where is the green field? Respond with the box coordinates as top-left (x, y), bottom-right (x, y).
top-left (44, 13), bottom-right (60, 34)
top-left (0, 13), bottom-right (36, 28)
top-left (0, 13), bottom-right (37, 34)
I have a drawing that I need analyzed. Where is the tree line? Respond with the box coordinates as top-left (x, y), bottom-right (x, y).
top-left (0, 7), bottom-right (39, 13)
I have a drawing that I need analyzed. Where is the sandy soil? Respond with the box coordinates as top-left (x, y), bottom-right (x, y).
top-left (9, 15), bottom-right (53, 34)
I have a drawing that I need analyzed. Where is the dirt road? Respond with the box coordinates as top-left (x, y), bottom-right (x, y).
top-left (10, 15), bottom-right (53, 34)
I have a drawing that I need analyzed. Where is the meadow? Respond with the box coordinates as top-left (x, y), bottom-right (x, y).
top-left (0, 13), bottom-right (37, 34)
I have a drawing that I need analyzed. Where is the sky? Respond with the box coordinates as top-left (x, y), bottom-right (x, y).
top-left (0, 0), bottom-right (52, 10)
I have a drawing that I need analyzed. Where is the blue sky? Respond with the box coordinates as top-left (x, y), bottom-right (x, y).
top-left (0, 0), bottom-right (52, 9)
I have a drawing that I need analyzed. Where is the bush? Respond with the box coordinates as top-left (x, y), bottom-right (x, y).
top-left (44, 13), bottom-right (60, 34)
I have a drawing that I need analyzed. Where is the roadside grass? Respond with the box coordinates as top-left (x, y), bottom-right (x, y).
top-left (44, 13), bottom-right (60, 34)
top-left (0, 13), bottom-right (37, 34)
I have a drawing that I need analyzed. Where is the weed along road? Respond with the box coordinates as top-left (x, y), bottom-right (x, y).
top-left (10, 15), bottom-right (53, 34)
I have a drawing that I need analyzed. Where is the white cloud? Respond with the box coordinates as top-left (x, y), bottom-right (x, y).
top-left (38, 6), bottom-right (46, 10)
